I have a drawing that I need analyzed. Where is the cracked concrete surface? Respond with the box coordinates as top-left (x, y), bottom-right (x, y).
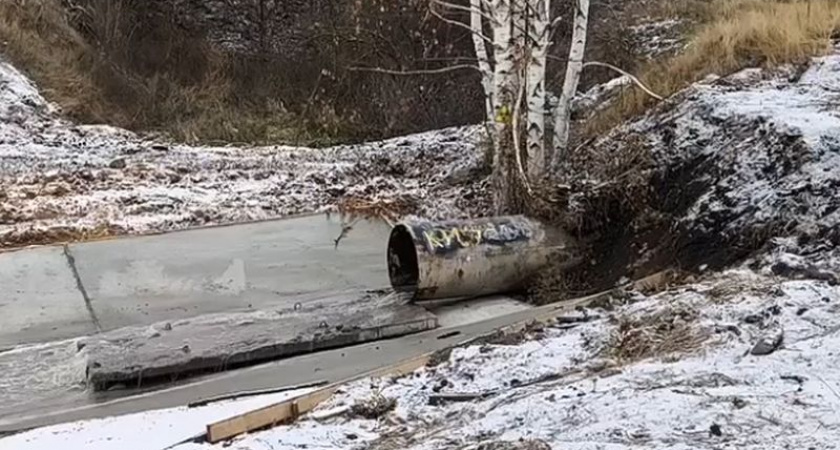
top-left (0, 214), bottom-right (391, 349)
top-left (0, 246), bottom-right (96, 349)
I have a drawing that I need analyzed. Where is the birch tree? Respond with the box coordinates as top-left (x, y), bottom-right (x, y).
top-left (525, 0), bottom-right (550, 180)
top-left (424, 0), bottom-right (662, 212)
top-left (489, 0), bottom-right (519, 213)
top-left (430, 0), bottom-right (597, 212)
top-left (551, 0), bottom-right (590, 169)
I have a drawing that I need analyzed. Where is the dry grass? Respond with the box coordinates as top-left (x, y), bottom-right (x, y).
top-left (0, 0), bottom-right (301, 144)
top-left (0, 223), bottom-right (125, 249)
top-left (336, 196), bottom-right (419, 227)
top-left (0, 0), bottom-right (108, 121)
top-left (603, 305), bottom-right (709, 363)
top-left (350, 392), bottom-right (397, 419)
top-left (587, 0), bottom-right (840, 137)
top-left (0, 0), bottom-right (485, 145)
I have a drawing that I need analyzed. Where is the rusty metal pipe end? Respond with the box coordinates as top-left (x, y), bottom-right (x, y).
top-left (387, 224), bottom-right (420, 295)
top-left (386, 216), bottom-right (579, 301)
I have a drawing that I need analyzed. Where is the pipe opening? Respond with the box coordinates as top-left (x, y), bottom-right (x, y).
top-left (387, 224), bottom-right (419, 294)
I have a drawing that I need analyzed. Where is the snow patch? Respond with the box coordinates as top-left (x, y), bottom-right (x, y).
top-left (0, 388), bottom-right (314, 450)
top-left (150, 267), bottom-right (840, 450)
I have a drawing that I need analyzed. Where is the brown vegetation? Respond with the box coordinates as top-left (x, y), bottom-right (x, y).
top-left (0, 0), bottom-right (290, 144)
top-left (0, 0), bottom-right (483, 145)
top-left (587, 0), bottom-right (840, 137)
top-left (350, 392), bottom-right (397, 419)
top-left (0, 0), bottom-right (657, 145)
top-left (603, 304), bottom-right (709, 363)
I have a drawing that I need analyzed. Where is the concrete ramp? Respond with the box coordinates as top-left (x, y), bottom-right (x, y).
top-left (1, 215), bottom-right (442, 390)
top-left (68, 215), bottom-right (392, 331)
top-left (0, 246), bottom-right (96, 349)
top-left (0, 214), bottom-right (392, 349)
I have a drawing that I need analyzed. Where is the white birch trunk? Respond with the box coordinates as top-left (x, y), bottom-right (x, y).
top-left (551, 0), bottom-right (590, 169)
top-left (526, 0), bottom-right (549, 179)
top-left (470, 0), bottom-right (494, 124)
top-left (491, 0), bottom-right (516, 213)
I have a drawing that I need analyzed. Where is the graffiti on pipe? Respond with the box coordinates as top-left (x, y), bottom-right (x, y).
top-left (414, 220), bottom-right (533, 254)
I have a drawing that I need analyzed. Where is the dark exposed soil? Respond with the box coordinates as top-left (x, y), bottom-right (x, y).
top-left (529, 60), bottom-right (840, 303)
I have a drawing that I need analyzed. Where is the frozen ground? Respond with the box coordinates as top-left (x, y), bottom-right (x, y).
top-left (4, 259), bottom-right (837, 450)
top-left (552, 47), bottom-right (840, 291)
top-left (213, 264), bottom-right (836, 450)
top-left (0, 387), bottom-right (314, 450)
top-left (0, 59), bottom-right (489, 249)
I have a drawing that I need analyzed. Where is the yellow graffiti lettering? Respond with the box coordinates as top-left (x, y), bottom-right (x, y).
top-left (440, 229), bottom-right (460, 247)
top-left (424, 226), bottom-right (489, 250)
top-left (454, 227), bottom-right (483, 247)
top-left (424, 229), bottom-right (451, 249)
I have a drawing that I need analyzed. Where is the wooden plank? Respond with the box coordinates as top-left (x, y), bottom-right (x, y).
top-left (205, 272), bottom-right (672, 443)
top-left (204, 303), bottom-right (588, 443)
top-left (206, 353), bottom-right (432, 443)
top-left (206, 388), bottom-right (334, 443)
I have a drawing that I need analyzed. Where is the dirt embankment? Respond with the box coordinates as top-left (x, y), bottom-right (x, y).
top-left (532, 52), bottom-right (840, 301)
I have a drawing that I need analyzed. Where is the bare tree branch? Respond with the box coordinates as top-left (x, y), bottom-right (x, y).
top-left (430, 8), bottom-right (494, 43)
top-left (432, 0), bottom-right (499, 25)
top-left (548, 14), bottom-right (565, 41)
top-left (348, 65), bottom-right (480, 75)
top-left (512, 71), bottom-right (533, 195)
top-left (582, 61), bottom-right (664, 100)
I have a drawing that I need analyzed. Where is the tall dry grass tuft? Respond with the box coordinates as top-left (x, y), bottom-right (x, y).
top-left (587, 0), bottom-right (840, 137)
top-left (0, 0), bottom-right (300, 144)
top-left (0, 0), bottom-right (111, 122)
top-left (603, 304), bottom-right (709, 363)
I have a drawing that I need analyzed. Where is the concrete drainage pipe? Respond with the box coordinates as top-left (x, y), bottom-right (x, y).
top-left (387, 216), bottom-right (580, 301)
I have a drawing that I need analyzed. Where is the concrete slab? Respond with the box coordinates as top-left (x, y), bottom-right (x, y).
top-left (0, 246), bottom-right (96, 348)
top-left (429, 296), bottom-right (533, 328)
top-left (69, 215), bottom-right (392, 331)
top-left (84, 291), bottom-right (436, 389)
top-left (0, 295), bottom-right (597, 432)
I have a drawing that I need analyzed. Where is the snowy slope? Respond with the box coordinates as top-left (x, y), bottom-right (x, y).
top-left (6, 260), bottom-right (836, 450)
top-left (0, 59), bottom-right (489, 249)
top-left (181, 267), bottom-right (836, 450)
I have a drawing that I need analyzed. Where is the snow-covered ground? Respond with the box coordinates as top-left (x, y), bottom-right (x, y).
top-left (4, 260), bottom-right (837, 450)
top-left (629, 19), bottom-right (687, 59)
top-left (0, 60), bottom-right (489, 249)
top-left (216, 264), bottom-right (837, 450)
top-left (557, 47), bottom-right (840, 285)
top-left (0, 387), bottom-right (314, 450)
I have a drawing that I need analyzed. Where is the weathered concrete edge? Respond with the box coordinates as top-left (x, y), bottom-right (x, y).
top-left (205, 290), bottom-right (608, 442)
top-left (87, 315), bottom-right (439, 388)
top-left (0, 292), bottom-right (606, 434)
top-left (0, 212), bottom-right (329, 255)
